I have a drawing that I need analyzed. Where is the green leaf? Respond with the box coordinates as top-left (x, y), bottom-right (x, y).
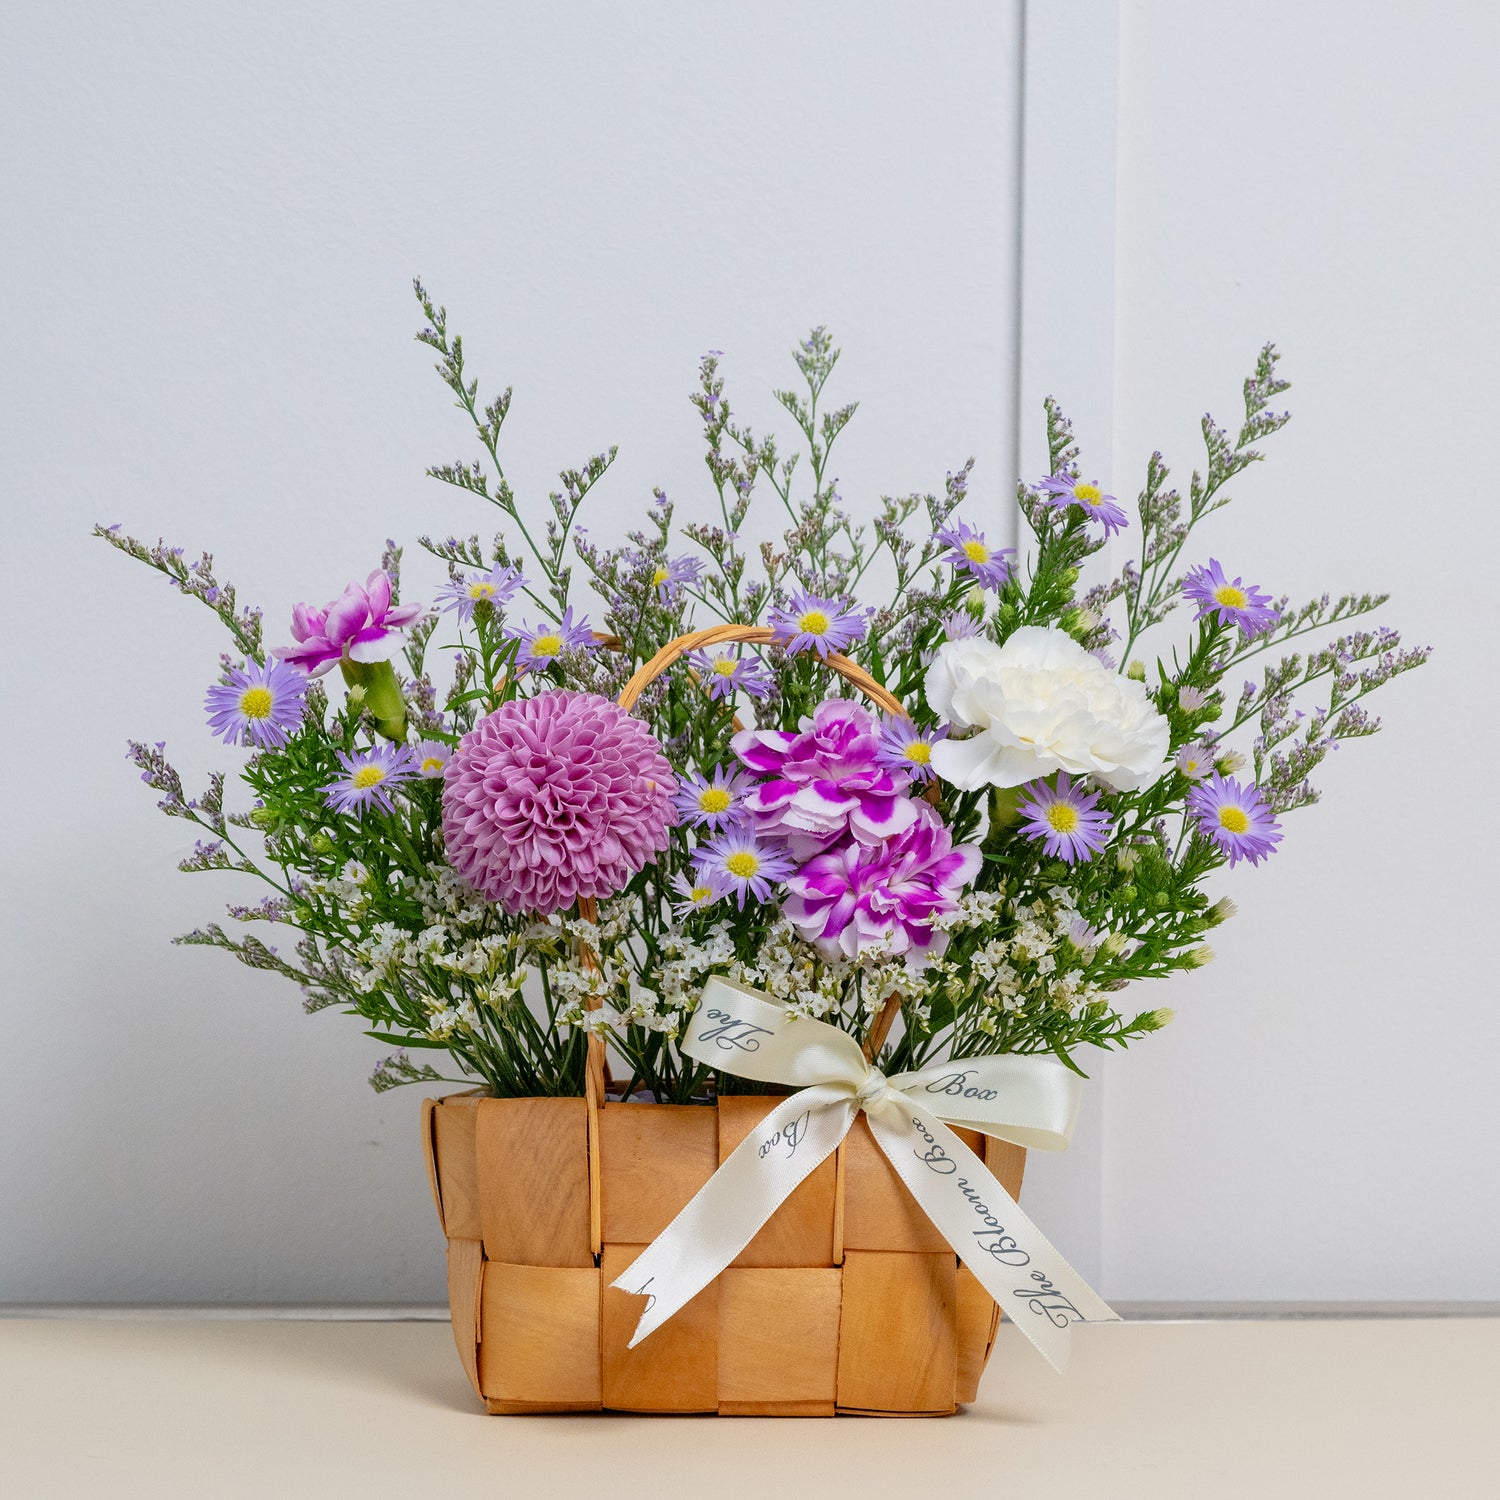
top-left (363, 1030), bottom-right (449, 1049)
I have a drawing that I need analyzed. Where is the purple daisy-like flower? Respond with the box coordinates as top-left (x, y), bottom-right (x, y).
top-left (503, 606), bottom-right (596, 673)
top-left (733, 698), bottom-right (918, 860)
top-left (1016, 771), bottom-right (1113, 864)
top-left (413, 739), bottom-right (452, 778)
top-left (435, 562), bottom-right (523, 622)
top-left (687, 647), bottom-right (775, 701)
top-left (783, 803), bottom-right (981, 964)
top-left (442, 690), bottom-right (676, 914)
top-left (1188, 774), bottom-right (1282, 867)
top-left (204, 656), bottom-right (308, 749)
top-left (766, 591), bottom-right (867, 658)
top-left (692, 826), bottom-right (795, 909)
top-left (274, 569), bottom-right (427, 677)
top-left (648, 555), bottom-right (703, 603)
top-left (322, 743), bottom-right (417, 815)
top-left (875, 715), bottom-right (948, 785)
top-left (1182, 560), bottom-right (1281, 638)
top-left (938, 610), bottom-right (982, 643)
top-left (1174, 743), bottom-right (1212, 781)
top-left (673, 765), bottom-right (752, 830)
top-left (669, 869), bottom-right (728, 920)
top-left (935, 519), bottom-right (1016, 592)
top-left (1037, 473), bottom-right (1130, 535)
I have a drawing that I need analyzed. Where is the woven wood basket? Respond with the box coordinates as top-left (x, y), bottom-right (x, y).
top-left (422, 625), bottom-right (1027, 1416)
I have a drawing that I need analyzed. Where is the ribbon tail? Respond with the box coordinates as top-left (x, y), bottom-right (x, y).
top-left (864, 1101), bottom-right (1118, 1372)
top-left (610, 1086), bottom-right (856, 1349)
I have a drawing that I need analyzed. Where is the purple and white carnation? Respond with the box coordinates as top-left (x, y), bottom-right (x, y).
top-left (322, 743), bottom-right (417, 814)
top-left (275, 570), bottom-right (427, 677)
top-left (204, 656), bottom-right (308, 748)
top-left (733, 698), bottom-right (919, 859)
top-left (1016, 771), bottom-right (1112, 864)
top-left (875, 715), bottom-right (947, 785)
top-left (782, 802), bottom-right (981, 964)
top-left (1188, 774), bottom-right (1283, 867)
top-left (504, 606), bottom-right (595, 673)
top-left (935, 520), bottom-right (1016, 592)
top-left (767, 591), bottom-right (867, 658)
top-left (673, 765), bottom-right (752, 830)
top-left (1037, 473), bottom-right (1130, 535)
top-left (692, 826), bottom-right (795, 909)
top-left (1182, 560), bottom-right (1281, 638)
top-left (436, 562), bottom-right (523, 622)
top-left (688, 646), bottom-right (774, 701)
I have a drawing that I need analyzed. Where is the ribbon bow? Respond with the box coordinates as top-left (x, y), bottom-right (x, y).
top-left (612, 976), bottom-right (1118, 1371)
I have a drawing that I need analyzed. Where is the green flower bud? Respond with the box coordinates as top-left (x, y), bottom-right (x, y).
top-left (1188, 944), bottom-right (1216, 967)
top-left (1207, 896), bottom-right (1239, 926)
top-left (1142, 1007), bottom-right (1176, 1030)
top-left (1126, 659), bottom-right (1147, 681)
top-left (309, 831), bottom-right (335, 856)
top-left (1116, 883), bottom-right (1138, 902)
top-left (1058, 566), bottom-right (1079, 586)
top-left (248, 807), bottom-right (277, 829)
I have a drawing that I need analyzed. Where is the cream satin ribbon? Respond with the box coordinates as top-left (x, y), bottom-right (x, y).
top-left (610, 976), bottom-right (1118, 1371)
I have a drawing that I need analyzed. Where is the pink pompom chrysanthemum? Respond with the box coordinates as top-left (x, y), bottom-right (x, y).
top-left (442, 690), bottom-right (676, 915)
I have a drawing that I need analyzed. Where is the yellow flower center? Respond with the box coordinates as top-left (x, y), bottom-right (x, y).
top-left (421, 756), bottom-right (446, 775)
top-left (698, 787), bottom-right (732, 814)
top-left (904, 741), bottom-right (932, 765)
top-left (468, 581), bottom-right (497, 600)
top-left (1212, 584), bottom-right (1249, 610)
top-left (651, 566), bottom-right (670, 587)
top-left (1046, 803), bottom-right (1080, 834)
top-left (711, 657), bottom-right (738, 677)
top-left (798, 610), bottom-right (830, 636)
top-left (352, 766), bottom-right (386, 790)
top-left (689, 885), bottom-right (713, 905)
top-left (961, 539), bottom-right (989, 564)
top-left (1073, 482), bottom-right (1102, 507)
top-left (531, 633), bottom-right (563, 657)
top-left (724, 851), bottom-right (760, 879)
top-left (239, 686), bottom-right (273, 720)
top-left (1218, 806), bottom-right (1250, 835)
top-left (1181, 756), bottom-right (1201, 775)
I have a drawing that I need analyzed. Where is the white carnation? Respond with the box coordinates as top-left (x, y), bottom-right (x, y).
top-left (925, 627), bottom-right (1170, 791)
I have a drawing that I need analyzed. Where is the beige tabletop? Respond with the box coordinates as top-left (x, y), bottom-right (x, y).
top-left (0, 1315), bottom-right (1495, 1498)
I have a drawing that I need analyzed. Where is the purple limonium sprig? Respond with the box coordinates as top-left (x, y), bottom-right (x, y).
top-left (413, 739), bottom-right (451, 778)
top-left (649, 555), bottom-right (703, 603)
top-left (322, 743), bottom-right (417, 814)
top-left (935, 520), bottom-right (1016, 592)
top-left (435, 562), bottom-right (523, 622)
top-left (1182, 560), bottom-right (1281, 638)
top-left (204, 656), bottom-right (308, 749)
top-left (503, 606), bottom-right (595, 673)
top-left (1188, 774), bottom-right (1283, 866)
top-left (767, 591), bottom-right (867, 658)
top-left (274, 569), bottom-right (426, 676)
top-left (875, 715), bottom-right (947, 785)
top-left (1037, 473), bottom-right (1130, 535)
top-left (1016, 772), bottom-right (1112, 864)
top-left (692, 827), bottom-right (795, 909)
top-left (669, 869), bottom-right (728, 920)
top-left (1174, 743), bottom-right (1212, 781)
top-left (673, 765), bottom-right (752, 830)
top-left (687, 647), bottom-right (775, 701)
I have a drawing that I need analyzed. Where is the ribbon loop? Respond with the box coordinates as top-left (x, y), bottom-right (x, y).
top-left (611, 975), bottom-right (1118, 1370)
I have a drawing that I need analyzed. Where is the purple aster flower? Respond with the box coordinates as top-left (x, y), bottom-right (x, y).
top-left (673, 765), bottom-right (752, 829)
top-left (1016, 772), bottom-right (1113, 864)
top-left (273, 570), bottom-right (427, 677)
top-left (767, 591), bottom-right (867, 658)
top-left (1037, 473), bottom-right (1130, 535)
top-left (648, 555), bottom-right (703, 603)
top-left (733, 698), bottom-right (918, 860)
top-left (935, 519), bottom-right (1016, 592)
top-left (435, 563), bottom-right (523, 622)
top-left (1174, 743), bottom-right (1212, 781)
top-left (322, 743), bottom-right (417, 815)
top-left (1178, 685), bottom-right (1210, 713)
top-left (687, 647), bottom-right (775, 701)
top-left (938, 610), bottom-right (982, 643)
top-left (875, 715), bottom-right (948, 785)
top-left (783, 803), bottom-right (982, 964)
top-left (503, 606), bottom-right (596, 673)
top-left (1188, 774), bottom-right (1282, 867)
top-left (204, 657), bottom-right (308, 749)
top-left (669, 869), bottom-right (728, 920)
top-left (692, 827), bottom-right (795, 909)
top-left (413, 739), bottom-right (451, 778)
top-left (1182, 560), bottom-right (1281, 638)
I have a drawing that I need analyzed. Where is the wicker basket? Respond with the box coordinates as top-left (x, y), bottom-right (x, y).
top-left (421, 625), bottom-right (1028, 1416)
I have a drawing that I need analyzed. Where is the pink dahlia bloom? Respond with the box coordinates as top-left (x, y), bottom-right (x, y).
top-left (274, 569), bottom-right (427, 676)
top-left (782, 802), bottom-right (981, 964)
top-left (732, 698), bottom-right (918, 860)
top-left (442, 690), bottom-right (676, 915)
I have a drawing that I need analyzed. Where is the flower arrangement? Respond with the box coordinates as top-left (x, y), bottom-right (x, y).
top-left (98, 283), bottom-right (1428, 1104)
